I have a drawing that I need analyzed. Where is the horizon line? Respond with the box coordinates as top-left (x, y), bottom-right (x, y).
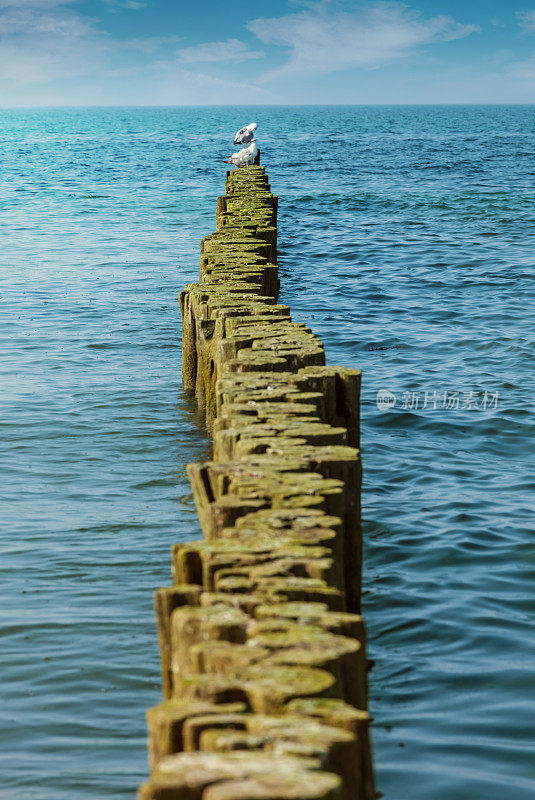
top-left (0, 102), bottom-right (534, 110)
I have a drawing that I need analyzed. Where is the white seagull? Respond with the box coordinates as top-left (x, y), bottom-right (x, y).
top-left (234, 122), bottom-right (257, 147)
top-left (222, 140), bottom-right (258, 168)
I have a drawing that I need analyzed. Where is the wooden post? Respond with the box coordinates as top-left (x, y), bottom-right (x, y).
top-left (140, 161), bottom-right (376, 800)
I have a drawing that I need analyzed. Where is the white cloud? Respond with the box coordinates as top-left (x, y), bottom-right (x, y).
top-left (248, 2), bottom-right (479, 81)
top-left (0, 0), bottom-right (270, 103)
top-left (517, 11), bottom-right (535, 32)
top-left (0, 4), bottom-right (106, 85)
top-left (507, 13), bottom-right (535, 86)
top-left (510, 52), bottom-right (535, 81)
top-left (101, 60), bottom-right (276, 104)
top-left (169, 68), bottom-right (268, 94)
top-left (101, 0), bottom-right (147, 10)
top-left (176, 37), bottom-right (264, 64)
top-left (0, 9), bottom-right (91, 36)
top-left (0, 0), bottom-right (486, 104)
top-left (117, 35), bottom-right (183, 53)
top-left (0, 0), bottom-right (174, 89)
top-left (0, 0), bottom-right (73, 6)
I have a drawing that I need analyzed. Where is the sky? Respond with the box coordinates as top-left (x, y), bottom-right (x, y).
top-left (0, 0), bottom-right (535, 105)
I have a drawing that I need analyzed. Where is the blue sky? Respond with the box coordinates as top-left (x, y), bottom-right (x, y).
top-left (1, 0), bottom-right (535, 105)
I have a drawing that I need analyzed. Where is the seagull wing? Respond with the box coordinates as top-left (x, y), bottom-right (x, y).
top-left (234, 126), bottom-right (254, 145)
top-left (233, 148), bottom-right (249, 164)
top-left (222, 141), bottom-right (256, 165)
top-left (233, 126), bottom-right (247, 144)
top-left (225, 147), bottom-right (246, 165)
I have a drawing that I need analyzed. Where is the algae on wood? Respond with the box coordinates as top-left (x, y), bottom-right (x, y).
top-left (139, 163), bottom-right (375, 800)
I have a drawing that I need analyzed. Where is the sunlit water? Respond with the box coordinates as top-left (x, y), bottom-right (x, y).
top-left (1, 107), bottom-right (534, 799)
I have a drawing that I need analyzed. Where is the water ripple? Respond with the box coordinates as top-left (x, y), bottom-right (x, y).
top-left (1, 106), bottom-right (534, 800)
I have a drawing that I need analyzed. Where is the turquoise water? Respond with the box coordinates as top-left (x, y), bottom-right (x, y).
top-left (1, 107), bottom-right (534, 799)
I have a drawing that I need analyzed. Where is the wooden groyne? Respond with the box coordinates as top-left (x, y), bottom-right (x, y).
top-left (139, 165), bottom-right (376, 800)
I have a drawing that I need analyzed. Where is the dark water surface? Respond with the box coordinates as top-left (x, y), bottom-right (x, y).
top-left (1, 107), bottom-right (534, 799)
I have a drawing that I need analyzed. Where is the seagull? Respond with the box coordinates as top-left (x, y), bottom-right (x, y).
top-left (222, 139), bottom-right (258, 168)
top-left (234, 122), bottom-right (257, 147)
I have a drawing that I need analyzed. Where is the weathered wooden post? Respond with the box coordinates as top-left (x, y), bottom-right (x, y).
top-left (140, 163), bottom-right (376, 800)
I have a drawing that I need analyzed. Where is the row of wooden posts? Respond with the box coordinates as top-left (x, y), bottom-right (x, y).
top-left (139, 164), bottom-right (376, 800)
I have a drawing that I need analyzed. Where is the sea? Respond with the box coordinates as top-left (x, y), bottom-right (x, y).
top-left (1, 106), bottom-right (534, 799)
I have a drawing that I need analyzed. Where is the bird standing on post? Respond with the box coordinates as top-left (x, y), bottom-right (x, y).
top-left (222, 139), bottom-right (258, 168)
top-left (233, 122), bottom-right (257, 148)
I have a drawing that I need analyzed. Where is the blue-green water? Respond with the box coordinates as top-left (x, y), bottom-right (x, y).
top-left (1, 107), bottom-right (534, 799)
